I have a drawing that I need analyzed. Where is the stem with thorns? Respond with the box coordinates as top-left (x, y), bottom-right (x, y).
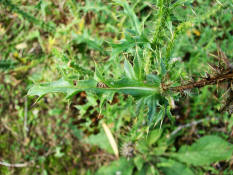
top-left (166, 71), bottom-right (233, 92)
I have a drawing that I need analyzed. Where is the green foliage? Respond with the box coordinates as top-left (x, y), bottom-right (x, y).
top-left (0, 0), bottom-right (232, 174)
top-left (93, 135), bottom-right (233, 175)
top-left (114, 0), bottom-right (141, 35)
top-left (1, 0), bottom-right (55, 32)
top-left (172, 135), bottom-right (233, 166)
top-left (96, 158), bottom-right (134, 175)
top-left (28, 78), bottom-right (160, 99)
top-left (0, 60), bottom-right (17, 70)
top-left (85, 131), bottom-right (114, 154)
top-left (159, 158), bottom-right (194, 175)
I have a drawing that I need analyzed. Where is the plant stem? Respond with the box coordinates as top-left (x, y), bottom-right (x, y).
top-left (151, 0), bottom-right (170, 50)
top-left (167, 71), bottom-right (233, 92)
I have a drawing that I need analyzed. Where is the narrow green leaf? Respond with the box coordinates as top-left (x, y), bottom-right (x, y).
top-left (160, 59), bottom-right (167, 77)
top-left (114, 0), bottom-right (141, 35)
top-left (124, 59), bottom-right (136, 80)
top-left (146, 95), bottom-right (158, 124)
top-left (154, 106), bottom-right (166, 126)
top-left (166, 105), bottom-right (174, 123)
top-left (135, 98), bottom-right (145, 116)
top-left (133, 48), bottom-right (143, 80)
top-left (94, 63), bottom-right (108, 85)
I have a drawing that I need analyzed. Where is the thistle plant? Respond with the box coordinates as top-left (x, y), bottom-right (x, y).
top-left (28, 0), bottom-right (232, 126)
top-left (1, 0), bottom-right (233, 174)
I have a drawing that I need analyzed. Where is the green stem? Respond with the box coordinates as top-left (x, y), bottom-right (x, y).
top-left (151, 0), bottom-right (170, 50)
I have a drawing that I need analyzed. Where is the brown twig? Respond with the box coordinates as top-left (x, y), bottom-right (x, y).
top-left (168, 71), bottom-right (233, 92)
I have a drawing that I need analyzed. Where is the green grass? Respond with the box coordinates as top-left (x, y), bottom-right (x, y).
top-left (0, 0), bottom-right (232, 174)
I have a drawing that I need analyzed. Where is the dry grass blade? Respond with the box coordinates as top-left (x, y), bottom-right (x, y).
top-left (102, 122), bottom-right (119, 158)
top-left (0, 161), bottom-right (33, 168)
top-left (217, 45), bottom-right (230, 68)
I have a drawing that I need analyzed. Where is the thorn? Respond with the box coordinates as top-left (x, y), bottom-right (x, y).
top-left (32, 101), bottom-right (37, 107)
top-left (208, 63), bottom-right (221, 74)
top-left (205, 72), bottom-right (211, 80)
top-left (220, 50), bottom-right (230, 68)
top-left (220, 88), bottom-right (230, 100)
top-left (208, 53), bottom-right (218, 59)
top-left (229, 63), bottom-right (233, 71)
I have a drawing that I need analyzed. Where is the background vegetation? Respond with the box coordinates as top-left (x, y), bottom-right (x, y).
top-left (0, 0), bottom-right (232, 174)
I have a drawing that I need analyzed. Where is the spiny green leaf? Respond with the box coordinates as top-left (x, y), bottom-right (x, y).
top-left (27, 79), bottom-right (97, 98)
top-left (72, 32), bottom-right (104, 52)
top-left (170, 0), bottom-right (193, 10)
top-left (114, 0), bottom-right (141, 35)
top-left (146, 74), bottom-right (161, 86)
top-left (111, 32), bottom-right (149, 59)
top-left (111, 39), bottom-right (135, 58)
top-left (28, 78), bottom-right (160, 100)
